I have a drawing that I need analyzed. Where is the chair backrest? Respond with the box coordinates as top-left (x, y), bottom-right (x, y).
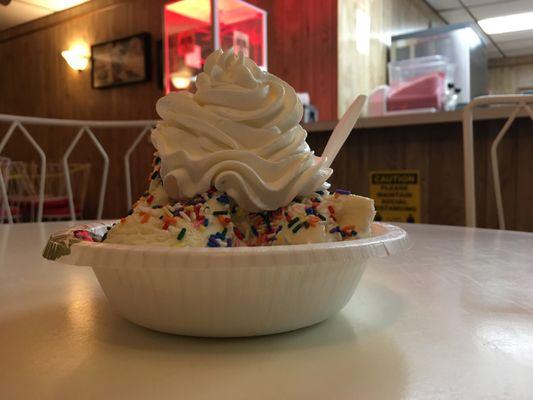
top-left (28, 162), bottom-right (92, 218)
top-left (0, 156), bottom-right (9, 179)
top-left (0, 156), bottom-right (11, 221)
top-left (4, 161), bottom-right (37, 222)
top-left (0, 114), bottom-right (156, 223)
top-left (462, 94), bottom-right (533, 229)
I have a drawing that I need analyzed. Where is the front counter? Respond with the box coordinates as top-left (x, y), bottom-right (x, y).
top-left (304, 108), bottom-right (532, 232)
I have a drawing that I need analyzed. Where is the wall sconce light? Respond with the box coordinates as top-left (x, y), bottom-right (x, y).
top-left (170, 69), bottom-right (193, 89)
top-left (170, 75), bottom-right (192, 89)
top-left (61, 43), bottom-right (90, 71)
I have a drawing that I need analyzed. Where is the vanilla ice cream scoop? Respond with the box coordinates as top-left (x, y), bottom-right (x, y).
top-left (151, 48), bottom-right (332, 212)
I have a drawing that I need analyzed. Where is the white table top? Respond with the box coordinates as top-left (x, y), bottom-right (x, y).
top-left (1, 222), bottom-right (532, 399)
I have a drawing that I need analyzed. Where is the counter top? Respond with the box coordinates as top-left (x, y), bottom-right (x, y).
top-left (304, 106), bottom-right (531, 132)
top-left (1, 222), bottom-right (533, 399)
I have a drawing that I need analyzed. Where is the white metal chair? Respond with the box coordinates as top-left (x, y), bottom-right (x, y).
top-left (462, 95), bottom-right (533, 229)
top-left (27, 162), bottom-right (91, 221)
top-left (0, 114), bottom-right (156, 223)
top-left (5, 161), bottom-right (37, 222)
top-left (0, 156), bottom-right (12, 222)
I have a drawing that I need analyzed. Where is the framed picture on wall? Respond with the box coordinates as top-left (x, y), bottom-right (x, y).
top-left (91, 32), bottom-right (151, 89)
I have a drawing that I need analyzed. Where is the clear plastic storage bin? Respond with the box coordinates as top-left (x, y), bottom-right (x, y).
top-left (386, 55), bottom-right (454, 111)
top-left (388, 55), bottom-right (453, 89)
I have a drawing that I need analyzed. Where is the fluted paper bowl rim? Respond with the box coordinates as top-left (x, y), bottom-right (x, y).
top-left (43, 222), bottom-right (409, 265)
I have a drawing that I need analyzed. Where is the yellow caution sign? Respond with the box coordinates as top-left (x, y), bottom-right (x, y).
top-left (369, 170), bottom-right (420, 223)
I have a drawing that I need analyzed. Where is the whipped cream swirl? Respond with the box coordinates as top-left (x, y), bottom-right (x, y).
top-left (151, 49), bottom-right (332, 211)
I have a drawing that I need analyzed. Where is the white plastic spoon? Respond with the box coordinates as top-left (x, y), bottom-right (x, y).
top-left (321, 95), bottom-right (367, 168)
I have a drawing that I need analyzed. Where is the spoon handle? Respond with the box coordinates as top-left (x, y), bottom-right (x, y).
top-left (322, 95), bottom-right (367, 168)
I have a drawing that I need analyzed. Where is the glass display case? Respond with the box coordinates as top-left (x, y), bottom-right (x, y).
top-left (164, 0), bottom-right (267, 93)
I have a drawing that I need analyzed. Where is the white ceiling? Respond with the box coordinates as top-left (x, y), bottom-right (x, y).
top-left (425, 0), bottom-right (533, 58)
top-left (0, 0), bottom-right (90, 31)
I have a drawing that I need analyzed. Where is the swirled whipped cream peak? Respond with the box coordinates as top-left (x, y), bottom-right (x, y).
top-left (151, 48), bottom-right (332, 212)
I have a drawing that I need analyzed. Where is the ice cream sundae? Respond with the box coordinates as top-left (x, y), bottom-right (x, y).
top-left (106, 49), bottom-right (375, 247)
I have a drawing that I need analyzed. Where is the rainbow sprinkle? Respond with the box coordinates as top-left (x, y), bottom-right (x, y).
top-left (335, 189), bottom-right (351, 195)
top-left (116, 186), bottom-right (361, 247)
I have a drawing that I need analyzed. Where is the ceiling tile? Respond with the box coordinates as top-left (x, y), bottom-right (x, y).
top-left (0, 0), bottom-right (91, 31)
top-left (490, 29), bottom-right (533, 43)
top-left (439, 8), bottom-right (476, 23)
top-left (22, 0), bottom-right (89, 12)
top-left (461, 0), bottom-right (500, 5)
top-left (497, 38), bottom-right (533, 56)
top-left (425, 0), bottom-right (462, 11)
top-left (502, 46), bottom-right (533, 57)
top-left (0, 1), bottom-right (51, 31)
top-left (18, 0), bottom-right (54, 10)
top-left (468, 0), bottom-right (533, 20)
top-left (419, 0), bottom-right (533, 59)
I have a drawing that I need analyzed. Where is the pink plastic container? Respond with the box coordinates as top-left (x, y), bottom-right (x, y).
top-left (387, 72), bottom-right (446, 111)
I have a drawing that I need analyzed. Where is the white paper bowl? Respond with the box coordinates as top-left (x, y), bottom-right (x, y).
top-left (44, 222), bottom-right (409, 337)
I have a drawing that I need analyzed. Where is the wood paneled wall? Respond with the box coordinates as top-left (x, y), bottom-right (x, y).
top-left (0, 0), bottom-right (338, 120)
top-left (0, 0), bottom-right (339, 218)
top-left (337, 0), bottom-right (444, 117)
top-left (307, 117), bottom-right (533, 232)
top-left (248, 0), bottom-right (338, 121)
top-left (0, 0), bottom-right (443, 123)
top-left (5, 0), bottom-right (525, 230)
top-left (488, 55), bottom-right (533, 94)
top-left (0, 0), bottom-right (165, 120)
top-left (0, 0), bottom-right (168, 218)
